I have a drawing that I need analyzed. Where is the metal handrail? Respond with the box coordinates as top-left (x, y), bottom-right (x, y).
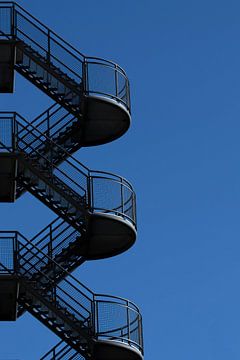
top-left (0, 2), bottom-right (130, 110)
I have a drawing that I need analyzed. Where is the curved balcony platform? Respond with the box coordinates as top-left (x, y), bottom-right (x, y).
top-left (80, 95), bottom-right (131, 146)
top-left (79, 56), bottom-right (131, 146)
top-left (83, 212), bottom-right (136, 260)
top-left (83, 171), bottom-right (137, 259)
top-left (93, 340), bottom-right (143, 360)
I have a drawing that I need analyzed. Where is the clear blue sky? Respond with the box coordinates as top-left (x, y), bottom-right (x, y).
top-left (1, 0), bottom-right (240, 359)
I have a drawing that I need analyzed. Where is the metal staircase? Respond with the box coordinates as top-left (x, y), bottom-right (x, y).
top-left (0, 2), bottom-right (143, 360)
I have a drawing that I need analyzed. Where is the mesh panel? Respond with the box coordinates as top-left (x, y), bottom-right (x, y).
top-left (16, 11), bottom-right (48, 58)
top-left (96, 300), bottom-right (142, 350)
top-left (0, 7), bottom-right (12, 37)
top-left (123, 186), bottom-right (135, 222)
top-left (118, 71), bottom-right (128, 105)
top-left (91, 176), bottom-right (136, 224)
top-left (50, 38), bottom-right (83, 83)
top-left (0, 117), bottom-right (13, 151)
top-left (57, 280), bottom-right (92, 321)
top-left (91, 177), bottom-right (122, 213)
top-left (87, 63), bottom-right (116, 98)
top-left (86, 62), bottom-right (129, 108)
top-left (0, 237), bottom-right (14, 273)
top-left (97, 301), bottom-right (127, 334)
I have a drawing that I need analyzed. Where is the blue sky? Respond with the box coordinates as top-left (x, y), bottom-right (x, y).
top-left (1, 0), bottom-right (240, 359)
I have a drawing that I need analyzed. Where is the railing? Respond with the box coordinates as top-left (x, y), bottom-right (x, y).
top-left (17, 231), bottom-right (94, 325)
top-left (0, 230), bottom-right (143, 355)
top-left (0, 2), bottom-right (130, 111)
top-left (19, 103), bottom-right (77, 143)
top-left (29, 217), bottom-right (79, 260)
top-left (19, 217), bottom-right (81, 276)
top-left (0, 114), bottom-right (16, 152)
top-left (89, 171), bottom-right (136, 226)
top-left (0, 112), bottom-right (137, 228)
top-left (94, 294), bottom-right (143, 354)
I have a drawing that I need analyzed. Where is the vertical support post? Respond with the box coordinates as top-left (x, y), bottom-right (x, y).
top-left (47, 108), bottom-right (50, 137)
top-left (82, 58), bottom-right (88, 95)
top-left (48, 223), bottom-right (53, 260)
top-left (11, 3), bottom-right (16, 39)
top-left (95, 299), bottom-right (99, 337)
top-left (127, 300), bottom-right (131, 345)
top-left (127, 79), bottom-right (131, 110)
top-left (121, 178), bottom-right (124, 215)
top-left (87, 173), bottom-right (94, 212)
top-left (12, 112), bottom-right (16, 151)
top-left (115, 65), bottom-right (118, 99)
top-left (91, 294), bottom-right (96, 335)
top-left (13, 232), bottom-right (18, 274)
top-left (139, 313), bottom-right (143, 353)
top-left (133, 192), bottom-right (136, 225)
top-left (47, 29), bottom-right (51, 63)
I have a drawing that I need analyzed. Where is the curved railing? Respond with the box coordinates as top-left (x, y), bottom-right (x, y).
top-left (0, 112), bottom-right (136, 228)
top-left (94, 294), bottom-right (143, 354)
top-left (84, 57), bottom-right (130, 110)
top-left (0, 2), bottom-right (130, 111)
top-left (89, 171), bottom-right (136, 227)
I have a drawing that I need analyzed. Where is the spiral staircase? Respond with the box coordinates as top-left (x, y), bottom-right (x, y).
top-left (0, 2), bottom-right (143, 360)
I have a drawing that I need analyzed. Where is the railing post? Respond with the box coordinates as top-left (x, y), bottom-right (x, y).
top-left (12, 112), bottom-right (16, 151)
top-left (91, 294), bottom-right (96, 336)
top-left (95, 299), bottom-right (99, 337)
top-left (82, 58), bottom-right (88, 95)
top-left (87, 173), bottom-right (93, 212)
top-left (127, 300), bottom-right (131, 345)
top-left (47, 108), bottom-right (50, 137)
top-left (121, 178), bottom-right (124, 215)
top-left (48, 223), bottom-right (53, 260)
top-left (133, 192), bottom-right (136, 225)
top-left (127, 79), bottom-right (131, 110)
top-left (11, 3), bottom-right (16, 39)
top-left (13, 232), bottom-right (18, 274)
top-left (115, 65), bottom-right (118, 98)
top-left (139, 314), bottom-right (143, 352)
top-left (47, 29), bottom-right (51, 63)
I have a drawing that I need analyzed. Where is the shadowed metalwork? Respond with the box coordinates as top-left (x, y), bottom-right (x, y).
top-left (0, 2), bottom-right (143, 359)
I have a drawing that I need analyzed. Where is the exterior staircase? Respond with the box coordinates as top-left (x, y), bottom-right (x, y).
top-left (0, 2), bottom-right (143, 360)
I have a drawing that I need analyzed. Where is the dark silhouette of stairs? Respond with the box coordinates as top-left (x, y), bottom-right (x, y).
top-left (0, 3), bottom-right (143, 360)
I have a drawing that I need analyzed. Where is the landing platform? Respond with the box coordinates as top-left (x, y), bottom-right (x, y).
top-left (92, 340), bottom-right (143, 360)
top-left (79, 95), bottom-right (131, 146)
top-left (82, 212), bottom-right (136, 260)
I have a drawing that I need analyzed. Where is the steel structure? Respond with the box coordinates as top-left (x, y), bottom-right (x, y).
top-left (0, 2), bottom-right (143, 360)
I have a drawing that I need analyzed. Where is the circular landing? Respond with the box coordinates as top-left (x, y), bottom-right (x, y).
top-left (92, 340), bottom-right (143, 360)
top-left (80, 95), bottom-right (131, 146)
top-left (81, 213), bottom-right (136, 260)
